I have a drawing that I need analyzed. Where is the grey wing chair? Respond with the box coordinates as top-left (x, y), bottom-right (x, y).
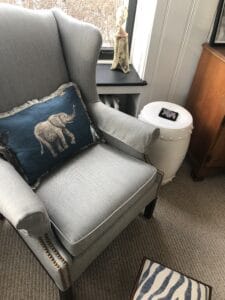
top-left (0, 4), bottom-right (162, 300)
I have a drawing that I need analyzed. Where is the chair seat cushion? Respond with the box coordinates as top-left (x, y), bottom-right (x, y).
top-left (36, 144), bottom-right (157, 256)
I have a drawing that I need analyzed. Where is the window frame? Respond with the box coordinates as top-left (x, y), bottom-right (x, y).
top-left (99, 0), bottom-right (137, 60)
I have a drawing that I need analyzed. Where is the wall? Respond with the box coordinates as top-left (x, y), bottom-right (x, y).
top-left (134, 0), bottom-right (219, 111)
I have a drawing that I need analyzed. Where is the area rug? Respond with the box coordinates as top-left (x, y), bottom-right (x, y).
top-left (131, 257), bottom-right (212, 299)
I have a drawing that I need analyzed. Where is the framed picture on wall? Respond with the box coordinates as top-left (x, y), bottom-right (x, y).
top-left (210, 0), bottom-right (225, 45)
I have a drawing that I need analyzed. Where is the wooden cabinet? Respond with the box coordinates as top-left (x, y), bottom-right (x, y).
top-left (186, 43), bottom-right (225, 179)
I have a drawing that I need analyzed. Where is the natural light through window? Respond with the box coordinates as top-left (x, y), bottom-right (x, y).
top-left (1, 0), bottom-right (129, 47)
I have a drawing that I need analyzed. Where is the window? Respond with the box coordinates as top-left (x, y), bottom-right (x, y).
top-left (1, 0), bottom-right (137, 60)
top-left (98, 0), bottom-right (137, 60)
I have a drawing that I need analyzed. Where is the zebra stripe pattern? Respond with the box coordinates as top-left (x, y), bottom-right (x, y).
top-left (133, 259), bottom-right (210, 300)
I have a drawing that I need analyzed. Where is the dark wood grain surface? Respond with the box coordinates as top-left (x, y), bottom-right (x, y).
top-left (186, 43), bottom-right (225, 179)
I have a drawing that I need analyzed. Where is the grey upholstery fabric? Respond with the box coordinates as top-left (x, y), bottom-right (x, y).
top-left (18, 172), bottom-right (161, 291)
top-left (19, 229), bottom-right (73, 291)
top-left (37, 144), bottom-right (157, 256)
top-left (0, 159), bottom-right (50, 237)
top-left (71, 172), bottom-right (162, 282)
top-left (88, 102), bottom-right (160, 156)
top-left (53, 9), bottom-right (102, 104)
top-left (0, 5), bottom-right (162, 293)
top-left (0, 4), bottom-right (69, 112)
top-left (102, 131), bottom-right (145, 160)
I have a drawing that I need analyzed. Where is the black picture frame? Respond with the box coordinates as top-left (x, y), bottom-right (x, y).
top-left (210, 0), bottom-right (225, 45)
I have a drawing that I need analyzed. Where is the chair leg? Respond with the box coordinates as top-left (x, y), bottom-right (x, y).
top-left (59, 287), bottom-right (74, 300)
top-left (144, 198), bottom-right (157, 219)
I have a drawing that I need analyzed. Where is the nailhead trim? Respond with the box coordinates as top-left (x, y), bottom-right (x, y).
top-left (38, 236), bottom-right (68, 289)
top-left (44, 234), bottom-right (72, 284)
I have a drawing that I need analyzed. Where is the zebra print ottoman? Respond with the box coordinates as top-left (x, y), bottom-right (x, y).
top-left (131, 258), bottom-right (212, 300)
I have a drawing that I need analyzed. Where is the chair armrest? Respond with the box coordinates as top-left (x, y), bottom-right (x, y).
top-left (53, 9), bottom-right (102, 104)
top-left (20, 230), bottom-right (73, 291)
top-left (0, 159), bottom-right (50, 237)
top-left (88, 102), bottom-right (160, 159)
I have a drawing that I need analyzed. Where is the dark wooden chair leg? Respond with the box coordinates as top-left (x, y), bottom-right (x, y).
top-left (191, 169), bottom-right (204, 181)
top-left (59, 287), bottom-right (74, 300)
top-left (144, 198), bottom-right (157, 219)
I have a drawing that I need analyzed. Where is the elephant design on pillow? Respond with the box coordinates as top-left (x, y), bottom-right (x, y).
top-left (34, 105), bottom-right (76, 157)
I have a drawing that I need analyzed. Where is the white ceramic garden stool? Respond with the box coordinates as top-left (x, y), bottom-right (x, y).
top-left (139, 101), bottom-right (193, 184)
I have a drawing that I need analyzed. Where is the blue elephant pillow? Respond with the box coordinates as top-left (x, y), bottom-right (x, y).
top-left (0, 83), bottom-right (98, 187)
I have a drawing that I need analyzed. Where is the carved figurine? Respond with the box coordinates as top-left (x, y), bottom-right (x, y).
top-left (111, 5), bottom-right (130, 73)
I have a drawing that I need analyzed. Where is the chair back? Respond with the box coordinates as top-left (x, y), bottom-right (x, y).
top-left (0, 4), bottom-right (69, 112)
